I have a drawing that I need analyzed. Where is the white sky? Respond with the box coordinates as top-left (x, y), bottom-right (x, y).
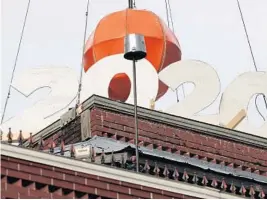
top-left (1, 0), bottom-right (267, 131)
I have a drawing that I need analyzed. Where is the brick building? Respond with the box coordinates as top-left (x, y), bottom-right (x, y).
top-left (1, 95), bottom-right (267, 199)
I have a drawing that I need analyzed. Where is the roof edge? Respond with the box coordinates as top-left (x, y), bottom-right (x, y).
top-left (85, 95), bottom-right (267, 149)
top-left (26, 94), bottom-right (267, 149)
top-left (1, 143), bottom-right (240, 199)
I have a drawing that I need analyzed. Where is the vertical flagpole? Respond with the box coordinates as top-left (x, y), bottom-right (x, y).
top-left (125, 0), bottom-right (144, 173)
top-left (128, 0), bottom-right (139, 173)
top-left (132, 58), bottom-right (139, 172)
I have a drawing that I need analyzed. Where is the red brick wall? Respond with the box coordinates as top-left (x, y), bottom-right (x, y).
top-left (35, 118), bottom-right (81, 150)
top-left (90, 108), bottom-right (267, 175)
top-left (1, 156), bottom-right (197, 199)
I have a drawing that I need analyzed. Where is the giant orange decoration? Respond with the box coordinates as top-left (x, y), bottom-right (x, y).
top-left (83, 9), bottom-right (182, 101)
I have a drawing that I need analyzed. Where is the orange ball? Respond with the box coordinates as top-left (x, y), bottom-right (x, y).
top-left (84, 9), bottom-right (182, 101)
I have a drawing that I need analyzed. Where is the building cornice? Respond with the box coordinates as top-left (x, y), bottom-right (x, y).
top-left (26, 95), bottom-right (267, 149)
top-left (1, 143), bottom-right (241, 199)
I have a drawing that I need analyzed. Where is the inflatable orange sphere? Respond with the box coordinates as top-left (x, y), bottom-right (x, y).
top-left (83, 9), bottom-right (182, 102)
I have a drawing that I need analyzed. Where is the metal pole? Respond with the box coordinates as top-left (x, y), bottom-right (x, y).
top-left (132, 59), bottom-right (139, 172)
top-left (128, 0), bottom-right (133, 9)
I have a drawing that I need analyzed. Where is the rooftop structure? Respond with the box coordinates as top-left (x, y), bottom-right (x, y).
top-left (1, 0), bottom-right (267, 199)
top-left (1, 95), bottom-right (267, 199)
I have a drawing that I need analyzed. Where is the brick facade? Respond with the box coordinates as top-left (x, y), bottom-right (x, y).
top-left (89, 108), bottom-right (267, 175)
top-left (1, 156), bottom-right (196, 199)
top-left (40, 117), bottom-right (81, 149)
top-left (40, 107), bottom-right (267, 176)
top-left (20, 96), bottom-right (266, 199)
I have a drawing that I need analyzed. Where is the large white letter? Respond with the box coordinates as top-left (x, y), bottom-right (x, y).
top-left (158, 60), bottom-right (221, 122)
top-left (219, 71), bottom-right (267, 137)
top-left (81, 54), bottom-right (159, 108)
top-left (1, 66), bottom-right (78, 139)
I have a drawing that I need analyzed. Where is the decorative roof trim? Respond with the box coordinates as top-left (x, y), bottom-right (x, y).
top-left (46, 136), bottom-right (267, 183)
top-left (1, 143), bottom-right (240, 199)
top-left (25, 95), bottom-right (267, 149)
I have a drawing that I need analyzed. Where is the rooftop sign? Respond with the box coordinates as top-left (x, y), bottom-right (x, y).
top-left (1, 55), bottom-right (266, 140)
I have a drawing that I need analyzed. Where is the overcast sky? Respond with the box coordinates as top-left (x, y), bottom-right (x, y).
top-left (1, 0), bottom-right (267, 133)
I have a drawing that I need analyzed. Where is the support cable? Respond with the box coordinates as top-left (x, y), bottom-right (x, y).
top-left (237, 0), bottom-right (257, 71)
top-left (236, 0), bottom-right (267, 120)
top-left (167, 0), bottom-right (175, 33)
top-left (164, 0), bottom-right (185, 102)
top-left (255, 94), bottom-right (267, 121)
top-left (1, 0), bottom-right (31, 124)
top-left (76, 0), bottom-right (91, 108)
top-left (133, 0), bottom-right (136, 8)
top-left (164, 0), bottom-right (170, 28)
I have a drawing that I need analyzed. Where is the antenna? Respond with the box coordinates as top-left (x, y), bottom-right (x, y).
top-left (76, 0), bottom-right (90, 111)
top-left (1, 0), bottom-right (31, 124)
